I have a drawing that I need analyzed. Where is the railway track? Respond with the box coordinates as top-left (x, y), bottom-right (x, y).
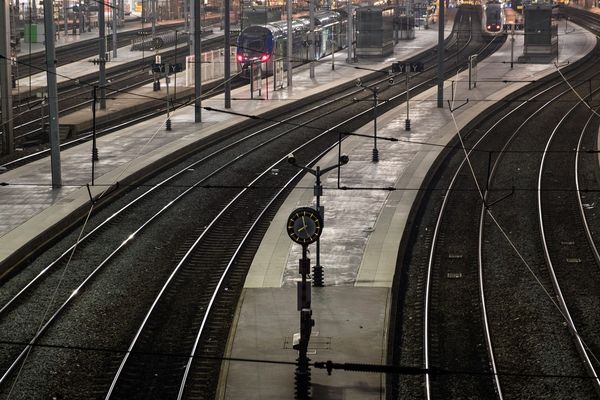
top-left (14, 22), bottom-right (194, 80)
top-left (564, 6), bottom-right (600, 32)
top-left (9, 31), bottom-right (226, 147)
top-left (0, 6), bottom-right (499, 398)
top-left (389, 11), bottom-right (600, 400)
top-left (0, 10), bottom-right (487, 169)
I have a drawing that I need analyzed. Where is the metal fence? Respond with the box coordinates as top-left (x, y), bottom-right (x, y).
top-left (185, 46), bottom-right (238, 85)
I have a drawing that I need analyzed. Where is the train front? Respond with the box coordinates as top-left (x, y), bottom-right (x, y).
top-left (484, 1), bottom-right (504, 32)
top-left (236, 26), bottom-right (275, 73)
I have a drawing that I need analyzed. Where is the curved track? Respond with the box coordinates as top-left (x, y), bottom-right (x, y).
top-left (9, 32), bottom-right (225, 147)
top-left (389, 12), bottom-right (600, 400)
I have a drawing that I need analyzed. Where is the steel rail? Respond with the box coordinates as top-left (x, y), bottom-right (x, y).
top-left (13, 22), bottom-right (188, 79)
top-left (10, 44), bottom-right (204, 142)
top-left (423, 12), bottom-right (477, 399)
top-left (1, 14), bottom-right (471, 170)
top-left (3, 8), bottom-right (492, 390)
top-left (105, 89), bottom-right (387, 397)
top-left (537, 98), bottom-right (600, 393)
top-left (474, 78), bottom-right (595, 400)
top-left (424, 56), bottom-right (600, 400)
top-left (174, 95), bottom-right (395, 397)
top-left (575, 111), bottom-right (600, 267)
top-left (474, 66), bottom-right (600, 398)
top-left (104, 24), bottom-right (485, 390)
top-left (0, 67), bottom-right (383, 315)
top-left (0, 95), bottom-right (345, 385)
top-left (0, 60), bottom-right (419, 387)
top-left (5, 35), bottom-right (224, 147)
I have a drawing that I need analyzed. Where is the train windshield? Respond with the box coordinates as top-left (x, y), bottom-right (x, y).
top-left (239, 27), bottom-right (268, 58)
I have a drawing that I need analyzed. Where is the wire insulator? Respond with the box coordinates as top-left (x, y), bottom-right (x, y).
top-left (295, 356), bottom-right (311, 399)
top-left (312, 265), bottom-right (323, 287)
top-left (372, 148), bottom-right (379, 162)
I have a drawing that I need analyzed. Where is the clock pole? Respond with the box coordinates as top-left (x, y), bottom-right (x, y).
top-left (296, 243), bottom-right (313, 399)
top-left (287, 207), bottom-right (322, 399)
top-left (288, 154), bottom-right (350, 287)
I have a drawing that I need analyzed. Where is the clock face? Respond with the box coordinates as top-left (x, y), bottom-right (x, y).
top-left (286, 207), bottom-right (323, 245)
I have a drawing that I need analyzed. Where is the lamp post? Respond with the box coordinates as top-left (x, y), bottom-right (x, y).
top-left (165, 64), bottom-right (171, 131)
top-left (405, 71), bottom-right (411, 131)
top-left (112, 0), bottom-right (118, 59)
top-left (40, 94), bottom-right (46, 135)
top-left (174, 29), bottom-right (177, 99)
top-left (355, 78), bottom-right (380, 162)
top-left (91, 86), bottom-right (99, 185)
top-left (286, 153), bottom-right (348, 398)
top-left (288, 152), bottom-right (349, 287)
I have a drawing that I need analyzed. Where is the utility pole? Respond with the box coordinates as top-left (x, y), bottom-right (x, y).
top-left (193, 0), bottom-right (202, 122)
top-left (184, 0), bottom-right (189, 33)
top-left (347, 0), bottom-right (352, 63)
top-left (91, 86), bottom-right (99, 185)
top-left (437, 0), bottom-right (444, 108)
top-left (43, 0), bottom-right (62, 187)
top-left (0, 0), bottom-right (14, 155)
top-left (510, 24), bottom-right (514, 68)
top-left (112, 0), bottom-right (118, 59)
top-left (189, 0), bottom-right (193, 54)
top-left (151, 0), bottom-right (156, 36)
top-left (165, 64), bottom-right (171, 130)
top-left (287, 0), bottom-right (292, 87)
top-left (355, 79), bottom-right (381, 162)
top-left (86, 0), bottom-right (91, 31)
top-left (79, 0), bottom-right (84, 34)
top-left (309, 0), bottom-right (315, 78)
top-left (99, 0), bottom-right (107, 109)
top-left (174, 29), bottom-right (177, 99)
top-left (224, 0), bottom-right (231, 108)
top-left (405, 71), bottom-right (410, 130)
top-left (63, 0), bottom-right (68, 36)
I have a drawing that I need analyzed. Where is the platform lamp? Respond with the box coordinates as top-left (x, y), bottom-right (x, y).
top-left (91, 85), bottom-right (100, 185)
top-left (355, 78), bottom-right (381, 162)
top-left (165, 64), bottom-right (171, 131)
top-left (288, 152), bottom-right (349, 287)
top-left (174, 29), bottom-right (177, 99)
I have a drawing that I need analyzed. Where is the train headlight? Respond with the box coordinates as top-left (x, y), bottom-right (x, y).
top-left (260, 53), bottom-right (271, 62)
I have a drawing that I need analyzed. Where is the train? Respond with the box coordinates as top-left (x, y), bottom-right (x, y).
top-left (483, 1), bottom-right (505, 33)
top-left (235, 10), bottom-right (348, 74)
top-left (237, 3), bottom-right (504, 76)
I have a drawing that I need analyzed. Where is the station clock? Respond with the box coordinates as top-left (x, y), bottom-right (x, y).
top-left (286, 207), bottom-right (323, 245)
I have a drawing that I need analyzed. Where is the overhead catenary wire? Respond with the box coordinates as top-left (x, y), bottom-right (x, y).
top-left (0, 338), bottom-right (598, 381)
